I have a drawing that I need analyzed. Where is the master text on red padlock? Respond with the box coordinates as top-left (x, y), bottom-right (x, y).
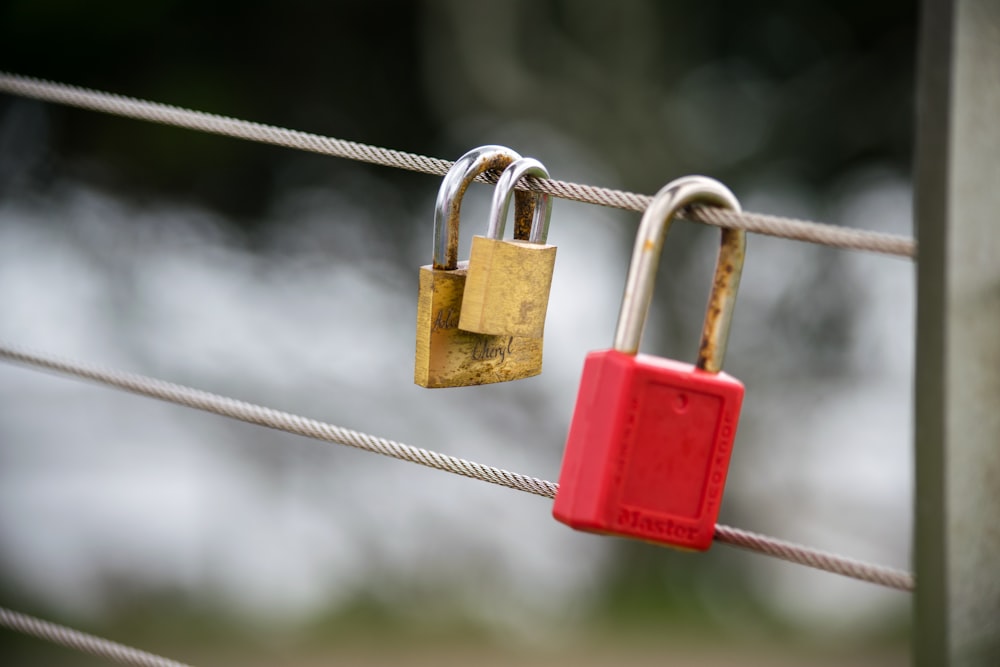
top-left (552, 349), bottom-right (743, 551)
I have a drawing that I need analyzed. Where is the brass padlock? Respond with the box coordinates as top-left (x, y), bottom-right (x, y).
top-left (414, 145), bottom-right (544, 388)
top-left (458, 157), bottom-right (557, 339)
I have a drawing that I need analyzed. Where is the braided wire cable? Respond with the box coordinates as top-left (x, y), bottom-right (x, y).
top-left (713, 525), bottom-right (913, 591)
top-left (0, 343), bottom-right (913, 592)
top-left (0, 606), bottom-right (194, 667)
top-left (0, 344), bottom-right (558, 498)
top-left (0, 72), bottom-right (915, 259)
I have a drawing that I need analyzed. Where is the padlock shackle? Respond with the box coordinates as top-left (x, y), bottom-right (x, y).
top-left (612, 175), bottom-right (745, 374)
top-left (432, 145), bottom-right (535, 270)
top-left (486, 158), bottom-right (553, 244)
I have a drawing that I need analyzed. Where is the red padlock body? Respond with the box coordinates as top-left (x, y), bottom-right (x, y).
top-left (553, 349), bottom-right (743, 551)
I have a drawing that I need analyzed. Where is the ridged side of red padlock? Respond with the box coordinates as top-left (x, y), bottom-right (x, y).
top-left (553, 349), bottom-right (744, 551)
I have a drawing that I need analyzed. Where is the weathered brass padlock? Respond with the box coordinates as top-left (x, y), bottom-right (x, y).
top-left (414, 145), bottom-right (544, 388)
top-left (458, 157), bottom-right (557, 339)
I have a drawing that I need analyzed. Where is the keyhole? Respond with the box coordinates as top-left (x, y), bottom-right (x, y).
top-left (674, 393), bottom-right (689, 413)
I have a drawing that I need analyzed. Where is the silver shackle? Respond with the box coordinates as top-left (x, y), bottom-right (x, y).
top-left (487, 157), bottom-right (552, 244)
top-left (612, 175), bottom-right (745, 374)
top-left (433, 145), bottom-right (532, 270)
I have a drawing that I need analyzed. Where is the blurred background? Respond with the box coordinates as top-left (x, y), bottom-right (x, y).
top-left (0, 1), bottom-right (917, 665)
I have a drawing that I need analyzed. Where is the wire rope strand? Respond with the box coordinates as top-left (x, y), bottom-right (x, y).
top-left (0, 343), bottom-right (913, 592)
top-left (713, 525), bottom-right (914, 591)
top-left (0, 343), bottom-right (557, 499)
top-left (0, 71), bottom-right (916, 259)
top-left (0, 606), bottom-right (195, 667)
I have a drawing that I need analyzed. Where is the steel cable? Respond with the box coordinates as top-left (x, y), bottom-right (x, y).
top-left (0, 343), bottom-right (914, 592)
top-left (0, 72), bottom-right (915, 259)
top-left (0, 606), bottom-right (195, 667)
top-left (0, 68), bottom-right (918, 667)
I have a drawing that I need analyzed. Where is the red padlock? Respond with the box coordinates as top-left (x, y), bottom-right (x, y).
top-left (552, 175), bottom-right (746, 551)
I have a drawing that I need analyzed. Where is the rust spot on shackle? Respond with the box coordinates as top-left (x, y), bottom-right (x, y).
top-left (612, 178), bottom-right (745, 372)
top-left (697, 226), bottom-right (745, 373)
top-left (512, 181), bottom-right (535, 241)
top-left (433, 148), bottom-right (536, 271)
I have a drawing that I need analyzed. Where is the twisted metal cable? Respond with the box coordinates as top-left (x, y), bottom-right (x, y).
top-left (0, 606), bottom-right (194, 667)
top-left (0, 343), bottom-right (914, 592)
top-left (713, 525), bottom-right (913, 591)
top-left (0, 72), bottom-right (915, 259)
top-left (0, 343), bottom-right (557, 499)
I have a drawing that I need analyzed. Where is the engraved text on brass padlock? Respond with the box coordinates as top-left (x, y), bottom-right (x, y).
top-left (414, 145), bottom-right (544, 388)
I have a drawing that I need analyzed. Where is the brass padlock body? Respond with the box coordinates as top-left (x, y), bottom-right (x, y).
top-left (458, 237), bottom-right (557, 338)
top-left (458, 157), bottom-right (557, 338)
top-left (414, 263), bottom-right (543, 388)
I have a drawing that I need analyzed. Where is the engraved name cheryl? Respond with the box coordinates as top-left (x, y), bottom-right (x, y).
top-left (431, 307), bottom-right (515, 365)
top-left (471, 336), bottom-right (514, 364)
